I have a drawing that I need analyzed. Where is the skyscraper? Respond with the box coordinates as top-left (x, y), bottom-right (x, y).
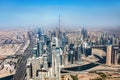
top-left (37, 28), bottom-right (42, 40)
top-left (37, 40), bottom-right (43, 57)
top-left (112, 47), bottom-right (119, 65)
top-left (77, 44), bottom-right (82, 64)
top-left (58, 13), bottom-right (61, 39)
top-left (70, 50), bottom-right (74, 64)
top-left (81, 28), bottom-right (87, 40)
top-left (43, 54), bottom-right (48, 69)
top-left (106, 45), bottom-right (112, 66)
top-left (33, 47), bottom-right (37, 58)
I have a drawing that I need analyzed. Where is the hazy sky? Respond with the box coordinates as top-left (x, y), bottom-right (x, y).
top-left (0, 0), bottom-right (120, 29)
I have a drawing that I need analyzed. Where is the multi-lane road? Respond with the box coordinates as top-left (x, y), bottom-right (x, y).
top-left (13, 32), bottom-right (34, 80)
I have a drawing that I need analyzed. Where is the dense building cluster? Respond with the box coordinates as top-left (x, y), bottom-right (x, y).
top-left (26, 28), bottom-right (120, 80)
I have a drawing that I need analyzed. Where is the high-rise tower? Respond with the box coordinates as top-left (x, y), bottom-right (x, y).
top-left (112, 47), bottom-right (119, 65)
top-left (77, 44), bottom-right (82, 64)
top-left (106, 45), bottom-right (112, 66)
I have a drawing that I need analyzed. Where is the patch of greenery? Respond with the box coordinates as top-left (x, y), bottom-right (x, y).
top-left (96, 72), bottom-right (106, 79)
top-left (71, 75), bottom-right (78, 80)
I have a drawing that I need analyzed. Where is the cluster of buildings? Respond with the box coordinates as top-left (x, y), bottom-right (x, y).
top-left (26, 27), bottom-right (120, 80)
top-left (26, 27), bottom-right (92, 80)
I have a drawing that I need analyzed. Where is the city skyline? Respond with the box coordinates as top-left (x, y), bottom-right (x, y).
top-left (0, 0), bottom-right (120, 80)
top-left (0, 0), bottom-right (120, 29)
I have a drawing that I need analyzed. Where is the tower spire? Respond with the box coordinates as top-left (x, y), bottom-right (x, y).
top-left (58, 13), bottom-right (61, 39)
top-left (59, 13), bottom-right (60, 33)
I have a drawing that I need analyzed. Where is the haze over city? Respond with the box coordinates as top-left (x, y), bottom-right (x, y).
top-left (0, 0), bottom-right (120, 80)
top-left (0, 0), bottom-right (120, 30)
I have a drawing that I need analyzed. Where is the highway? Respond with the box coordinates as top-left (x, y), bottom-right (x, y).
top-left (61, 67), bottom-right (120, 76)
top-left (13, 31), bottom-right (34, 80)
top-left (87, 68), bottom-right (120, 73)
top-left (61, 69), bottom-right (88, 76)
